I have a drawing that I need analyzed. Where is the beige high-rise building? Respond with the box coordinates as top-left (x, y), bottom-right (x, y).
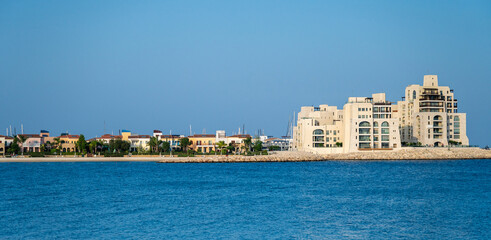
top-left (396, 75), bottom-right (468, 146)
top-left (293, 105), bottom-right (344, 154)
top-left (293, 93), bottom-right (400, 153)
top-left (343, 93), bottom-right (401, 152)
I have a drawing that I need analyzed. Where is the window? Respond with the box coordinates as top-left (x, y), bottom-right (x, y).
top-left (373, 122), bottom-right (378, 127)
top-left (313, 129), bottom-right (324, 135)
top-left (454, 116), bottom-right (460, 121)
top-left (359, 128), bottom-right (370, 134)
top-left (359, 121), bottom-right (371, 127)
top-left (413, 90), bottom-right (416, 100)
top-left (381, 121), bottom-right (389, 127)
top-left (382, 142), bottom-right (390, 148)
top-left (381, 128), bottom-right (389, 134)
top-left (359, 136), bottom-right (371, 141)
top-left (381, 135), bottom-right (389, 141)
top-left (433, 115), bottom-right (443, 121)
top-left (359, 143), bottom-right (371, 148)
top-left (313, 136), bottom-right (324, 142)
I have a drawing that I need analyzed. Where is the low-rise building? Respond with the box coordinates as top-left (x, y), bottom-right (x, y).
top-left (58, 134), bottom-right (80, 152)
top-left (18, 134), bottom-right (43, 153)
top-left (128, 135), bottom-right (151, 152)
top-left (188, 134), bottom-right (216, 153)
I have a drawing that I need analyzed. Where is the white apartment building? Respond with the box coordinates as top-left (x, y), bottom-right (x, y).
top-left (396, 75), bottom-right (468, 146)
top-left (293, 105), bottom-right (345, 154)
top-left (293, 75), bottom-right (469, 154)
top-left (343, 93), bottom-right (401, 152)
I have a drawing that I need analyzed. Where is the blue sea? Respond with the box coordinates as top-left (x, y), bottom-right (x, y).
top-left (0, 160), bottom-right (490, 239)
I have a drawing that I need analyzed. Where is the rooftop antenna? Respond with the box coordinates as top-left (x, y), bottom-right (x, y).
top-left (10, 125), bottom-right (12, 137)
top-left (189, 125), bottom-right (192, 136)
top-left (21, 124), bottom-right (23, 135)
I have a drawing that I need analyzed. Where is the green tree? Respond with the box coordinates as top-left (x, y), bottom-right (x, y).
top-left (180, 137), bottom-right (190, 153)
top-left (148, 137), bottom-right (159, 153)
top-left (53, 137), bottom-right (61, 154)
top-left (162, 141), bottom-right (171, 153)
top-left (253, 140), bottom-right (263, 152)
top-left (217, 141), bottom-right (227, 155)
top-left (335, 142), bottom-right (343, 147)
top-left (89, 140), bottom-right (98, 153)
top-left (77, 135), bottom-right (87, 154)
top-left (17, 135), bottom-right (28, 155)
top-left (243, 137), bottom-right (252, 152)
top-left (8, 138), bottom-right (20, 155)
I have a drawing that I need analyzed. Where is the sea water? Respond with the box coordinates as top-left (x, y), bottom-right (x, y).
top-left (0, 160), bottom-right (489, 239)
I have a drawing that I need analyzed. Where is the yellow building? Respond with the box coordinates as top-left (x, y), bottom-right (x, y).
top-left (188, 134), bottom-right (216, 153)
top-left (58, 134), bottom-right (79, 152)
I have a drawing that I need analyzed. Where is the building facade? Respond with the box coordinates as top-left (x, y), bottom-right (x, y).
top-left (396, 75), bottom-right (468, 146)
top-left (293, 75), bottom-right (469, 153)
top-left (343, 93), bottom-right (401, 152)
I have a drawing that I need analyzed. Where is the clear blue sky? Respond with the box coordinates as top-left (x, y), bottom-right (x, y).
top-left (1, 1), bottom-right (490, 146)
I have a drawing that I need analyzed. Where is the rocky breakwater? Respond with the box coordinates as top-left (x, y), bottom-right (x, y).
top-left (322, 147), bottom-right (491, 160)
top-left (158, 148), bottom-right (491, 163)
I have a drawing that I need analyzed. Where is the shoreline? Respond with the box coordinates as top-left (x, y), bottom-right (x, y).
top-left (0, 148), bottom-right (489, 163)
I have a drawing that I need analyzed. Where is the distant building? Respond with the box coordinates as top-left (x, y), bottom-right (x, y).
top-left (58, 134), bottom-right (79, 152)
top-left (188, 134), bottom-right (216, 153)
top-left (396, 75), bottom-right (468, 146)
top-left (128, 135), bottom-right (151, 152)
top-left (294, 75), bottom-right (469, 153)
top-left (263, 137), bottom-right (292, 151)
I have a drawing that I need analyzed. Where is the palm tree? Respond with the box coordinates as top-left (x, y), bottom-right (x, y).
top-left (217, 141), bottom-right (226, 155)
top-left (180, 137), bottom-right (190, 153)
top-left (243, 137), bottom-right (252, 152)
top-left (54, 137), bottom-right (61, 154)
top-left (17, 135), bottom-right (28, 156)
top-left (148, 137), bottom-right (161, 153)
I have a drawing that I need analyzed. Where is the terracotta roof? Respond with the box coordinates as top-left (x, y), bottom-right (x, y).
top-left (153, 130), bottom-right (162, 133)
top-left (18, 134), bottom-right (41, 138)
top-left (97, 134), bottom-right (122, 139)
top-left (128, 135), bottom-right (151, 139)
top-left (58, 135), bottom-right (79, 139)
top-left (160, 135), bottom-right (181, 138)
top-left (227, 134), bottom-right (251, 138)
top-left (189, 134), bottom-right (215, 138)
top-left (264, 138), bottom-right (279, 142)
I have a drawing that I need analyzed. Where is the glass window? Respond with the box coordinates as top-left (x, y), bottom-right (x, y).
top-left (381, 128), bottom-right (389, 134)
top-left (313, 136), bottom-right (324, 142)
top-left (373, 122), bottom-right (378, 127)
top-left (359, 128), bottom-right (370, 134)
top-left (381, 121), bottom-right (389, 127)
top-left (359, 121), bottom-right (371, 127)
top-left (359, 135), bottom-right (371, 141)
top-left (454, 116), bottom-right (460, 121)
top-left (381, 135), bottom-right (389, 141)
top-left (313, 129), bottom-right (324, 135)
top-left (359, 143), bottom-right (371, 148)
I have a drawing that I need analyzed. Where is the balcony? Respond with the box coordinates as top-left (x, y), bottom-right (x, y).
top-left (420, 102), bottom-right (443, 108)
top-left (420, 96), bottom-right (444, 101)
